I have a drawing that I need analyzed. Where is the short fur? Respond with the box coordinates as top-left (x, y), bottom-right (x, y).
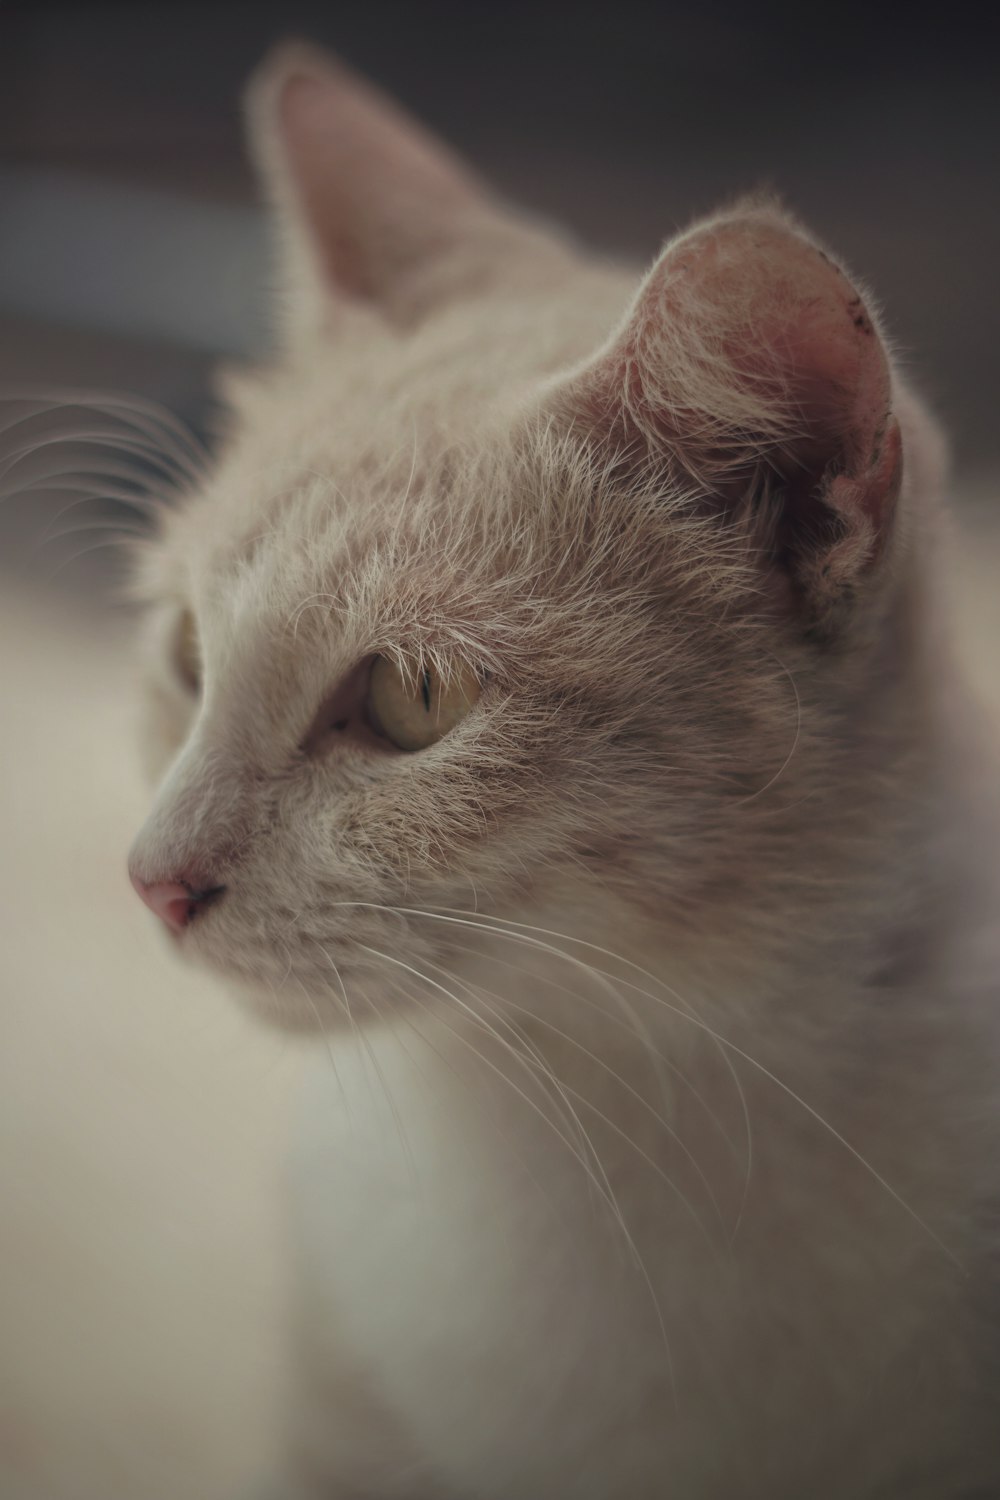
top-left (128, 41), bottom-right (1000, 1499)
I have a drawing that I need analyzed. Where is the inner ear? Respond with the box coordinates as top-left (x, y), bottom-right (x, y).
top-left (555, 202), bottom-right (904, 633)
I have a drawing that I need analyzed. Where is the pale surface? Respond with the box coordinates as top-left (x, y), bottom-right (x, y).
top-left (0, 585), bottom-right (300, 1500)
top-left (0, 483), bottom-right (997, 1498)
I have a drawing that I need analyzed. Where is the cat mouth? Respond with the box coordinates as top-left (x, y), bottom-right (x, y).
top-left (167, 887), bottom-right (226, 938)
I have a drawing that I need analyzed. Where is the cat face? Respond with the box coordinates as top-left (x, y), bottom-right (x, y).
top-left (128, 43), bottom-right (922, 1030)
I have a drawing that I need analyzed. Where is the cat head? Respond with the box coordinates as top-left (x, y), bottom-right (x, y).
top-left (128, 42), bottom-right (941, 1028)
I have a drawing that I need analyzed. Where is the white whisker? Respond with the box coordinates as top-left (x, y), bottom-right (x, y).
top-left (417, 951), bottom-right (617, 1224)
top-left (432, 907), bottom-right (957, 1271)
top-left (443, 937), bottom-right (730, 1242)
top-left (0, 388), bottom-right (208, 482)
top-left (356, 940), bottom-right (675, 1394)
top-left (337, 901), bottom-right (959, 1271)
top-left (318, 944), bottom-right (415, 1178)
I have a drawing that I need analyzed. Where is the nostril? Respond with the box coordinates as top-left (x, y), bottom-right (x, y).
top-left (190, 883), bottom-right (226, 911)
top-left (130, 872), bottom-right (227, 933)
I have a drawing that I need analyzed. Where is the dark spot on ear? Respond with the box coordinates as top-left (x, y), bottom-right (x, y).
top-left (332, 718), bottom-right (348, 732)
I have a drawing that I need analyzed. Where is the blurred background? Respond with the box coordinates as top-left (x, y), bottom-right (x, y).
top-left (1, 4), bottom-right (998, 1497)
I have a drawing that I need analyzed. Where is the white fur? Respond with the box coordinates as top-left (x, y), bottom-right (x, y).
top-left (127, 42), bottom-right (1000, 1498)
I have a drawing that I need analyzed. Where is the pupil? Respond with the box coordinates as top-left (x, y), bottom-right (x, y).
top-left (421, 669), bottom-right (432, 712)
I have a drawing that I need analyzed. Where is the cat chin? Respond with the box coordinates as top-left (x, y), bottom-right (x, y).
top-left (228, 981), bottom-right (334, 1035)
top-left (153, 932), bottom-right (319, 1032)
top-left (219, 957), bottom-right (390, 1035)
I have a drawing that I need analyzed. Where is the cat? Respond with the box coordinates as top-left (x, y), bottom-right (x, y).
top-left (126, 39), bottom-right (1000, 1500)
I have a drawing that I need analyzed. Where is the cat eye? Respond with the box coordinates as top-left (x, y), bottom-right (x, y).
top-left (173, 608), bottom-right (201, 694)
top-left (366, 655), bottom-right (481, 752)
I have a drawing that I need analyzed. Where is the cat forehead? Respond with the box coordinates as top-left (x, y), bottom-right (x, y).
top-left (149, 256), bottom-right (635, 602)
top-left (152, 418), bottom-right (719, 696)
top-left (155, 442), bottom-right (521, 688)
top-left (164, 388), bottom-right (532, 595)
top-left (176, 416), bottom-right (502, 597)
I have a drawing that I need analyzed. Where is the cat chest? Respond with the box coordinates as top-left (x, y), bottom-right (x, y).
top-left (289, 1036), bottom-right (676, 1491)
top-left (285, 1024), bottom-right (978, 1497)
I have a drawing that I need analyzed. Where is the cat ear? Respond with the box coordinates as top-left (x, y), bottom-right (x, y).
top-left (246, 41), bottom-right (556, 342)
top-left (555, 201), bottom-right (903, 631)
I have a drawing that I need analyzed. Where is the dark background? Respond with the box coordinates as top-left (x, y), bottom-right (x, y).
top-left (1, 2), bottom-right (997, 499)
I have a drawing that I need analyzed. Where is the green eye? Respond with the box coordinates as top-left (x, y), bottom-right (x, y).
top-left (173, 607), bottom-right (201, 694)
top-left (366, 656), bottom-right (481, 752)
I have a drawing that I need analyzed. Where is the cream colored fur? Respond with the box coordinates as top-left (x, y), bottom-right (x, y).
top-left (127, 42), bottom-right (1000, 1499)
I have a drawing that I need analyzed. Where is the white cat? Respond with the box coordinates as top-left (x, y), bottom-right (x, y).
top-left (127, 41), bottom-right (1000, 1499)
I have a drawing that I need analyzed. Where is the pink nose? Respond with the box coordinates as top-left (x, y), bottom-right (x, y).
top-left (130, 873), bottom-right (225, 933)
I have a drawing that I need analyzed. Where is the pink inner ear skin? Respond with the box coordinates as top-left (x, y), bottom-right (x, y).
top-left (575, 209), bottom-right (904, 595)
top-left (653, 218), bottom-right (895, 471)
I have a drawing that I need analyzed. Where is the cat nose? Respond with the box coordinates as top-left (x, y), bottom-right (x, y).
top-left (130, 872), bottom-right (226, 933)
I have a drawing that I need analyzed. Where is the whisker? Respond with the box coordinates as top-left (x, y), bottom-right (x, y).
top-left (318, 944), bottom-right (415, 1179)
top-left (358, 942), bottom-right (606, 1197)
top-left (0, 427), bottom-right (194, 488)
top-left (432, 907), bottom-right (959, 1271)
top-left (401, 903), bottom-right (752, 1241)
top-left (463, 968), bottom-right (726, 1265)
top-left (418, 952), bottom-right (615, 1225)
top-left (362, 947), bottom-right (632, 1237)
top-left (339, 901), bottom-right (960, 1271)
top-left (1, 472), bottom-right (161, 519)
top-left (374, 981), bottom-right (599, 1333)
top-left (296, 977), bottom-right (348, 1103)
top-left (0, 388), bottom-right (209, 481)
top-left (37, 519), bottom-right (149, 548)
top-left (356, 940), bottom-right (675, 1394)
top-left (444, 937), bottom-right (730, 1238)
top-left (450, 919), bottom-right (746, 1167)
top-left (407, 906), bottom-right (754, 1245)
top-left (43, 536), bottom-right (142, 579)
